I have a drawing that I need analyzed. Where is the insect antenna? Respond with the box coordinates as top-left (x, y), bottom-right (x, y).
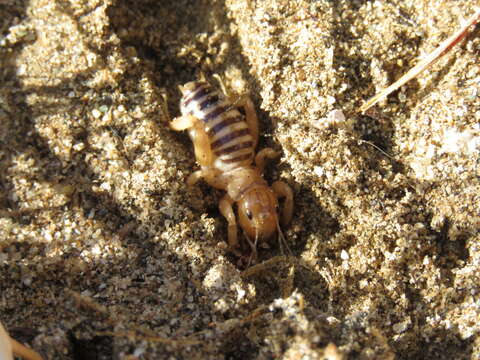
top-left (249, 230), bottom-right (260, 267)
top-left (243, 229), bottom-right (259, 267)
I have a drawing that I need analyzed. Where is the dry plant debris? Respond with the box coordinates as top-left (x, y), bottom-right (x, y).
top-left (1, 0), bottom-right (479, 359)
top-left (359, 8), bottom-right (480, 113)
top-left (0, 321), bottom-right (43, 360)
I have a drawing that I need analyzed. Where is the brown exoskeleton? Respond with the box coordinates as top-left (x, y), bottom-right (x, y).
top-left (167, 79), bottom-right (293, 263)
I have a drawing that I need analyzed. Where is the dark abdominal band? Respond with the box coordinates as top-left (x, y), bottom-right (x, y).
top-left (211, 128), bottom-right (250, 149)
top-left (183, 83), bottom-right (210, 108)
top-left (199, 95), bottom-right (220, 111)
top-left (207, 116), bottom-right (243, 136)
top-left (203, 106), bottom-right (229, 123)
top-left (183, 81), bottom-right (254, 167)
top-left (214, 141), bottom-right (253, 156)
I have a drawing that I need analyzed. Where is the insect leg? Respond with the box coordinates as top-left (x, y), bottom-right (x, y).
top-left (189, 121), bottom-right (215, 167)
top-left (255, 148), bottom-right (279, 173)
top-left (219, 194), bottom-right (241, 255)
top-left (187, 170), bottom-right (206, 186)
top-left (169, 114), bottom-right (197, 131)
top-left (212, 74), bottom-right (259, 148)
top-left (186, 168), bottom-right (218, 186)
top-left (237, 96), bottom-right (259, 149)
top-left (272, 181), bottom-right (293, 227)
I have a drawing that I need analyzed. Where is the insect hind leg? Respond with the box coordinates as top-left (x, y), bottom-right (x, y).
top-left (169, 114), bottom-right (197, 131)
top-left (212, 74), bottom-right (259, 149)
top-left (237, 96), bottom-right (259, 149)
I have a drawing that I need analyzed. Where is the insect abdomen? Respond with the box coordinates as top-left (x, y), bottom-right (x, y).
top-left (181, 81), bottom-right (255, 171)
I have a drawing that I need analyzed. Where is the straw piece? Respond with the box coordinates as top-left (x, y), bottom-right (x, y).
top-left (359, 9), bottom-right (480, 113)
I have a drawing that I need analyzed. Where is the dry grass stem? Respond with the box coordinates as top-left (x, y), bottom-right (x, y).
top-left (359, 8), bottom-right (480, 113)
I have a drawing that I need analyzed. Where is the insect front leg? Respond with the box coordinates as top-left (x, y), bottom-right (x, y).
top-left (219, 194), bottom-right (241, 256)
top-left (255, 148), bottom-right (279, 173)
top-left (272, 181), bottom-right (294, 227)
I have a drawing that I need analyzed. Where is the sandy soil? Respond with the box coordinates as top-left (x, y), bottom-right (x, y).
top-left (1, 0), bottom-right (479, 359)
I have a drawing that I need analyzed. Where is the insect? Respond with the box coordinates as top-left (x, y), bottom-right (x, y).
top-left (168, 79), bottom-right (293, 262)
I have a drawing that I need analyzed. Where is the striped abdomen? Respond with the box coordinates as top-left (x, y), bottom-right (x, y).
top-left (180, 81), bottom-right (255, 171)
